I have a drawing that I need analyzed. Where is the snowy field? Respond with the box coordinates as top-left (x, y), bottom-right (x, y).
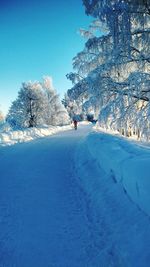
top-left (0, 124), bottom-right (150, 266)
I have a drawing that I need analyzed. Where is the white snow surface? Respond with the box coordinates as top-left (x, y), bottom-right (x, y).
top-left (75, 128), bottom-right (150, 267)
top-left (0, 124), bottom-right (150, 267)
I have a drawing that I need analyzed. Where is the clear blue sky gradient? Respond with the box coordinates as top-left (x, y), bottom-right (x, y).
top-left (0, 0), bottom-right (92, 114)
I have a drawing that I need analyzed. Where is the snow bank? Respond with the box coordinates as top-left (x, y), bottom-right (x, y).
top-left (78, 130), bottom-right (150, 217)
top-left (0, 125), bottom-right (72, 146)
top-left (0, 121), bottom-right (91, 146)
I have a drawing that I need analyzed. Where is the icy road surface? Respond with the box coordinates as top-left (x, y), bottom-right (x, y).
top-left (0, 124), bottom-right (150, 267)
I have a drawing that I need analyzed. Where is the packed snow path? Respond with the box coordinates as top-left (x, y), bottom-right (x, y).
top-left (0, 124), bottom-right (150, 267)
top-left (0, 125), bottom-right (95, 267)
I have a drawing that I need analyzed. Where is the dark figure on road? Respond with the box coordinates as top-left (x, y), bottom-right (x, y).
top-left (73, 120), bottom-right (78, 130)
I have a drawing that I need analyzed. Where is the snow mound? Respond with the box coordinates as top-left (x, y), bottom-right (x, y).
top-left (0, 125), bottom-right (72, 146)
top-left (79, 130), bottom-right (150, 217)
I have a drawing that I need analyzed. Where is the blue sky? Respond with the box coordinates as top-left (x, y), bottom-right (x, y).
top-left (0, 0), bottom-right (92, 114)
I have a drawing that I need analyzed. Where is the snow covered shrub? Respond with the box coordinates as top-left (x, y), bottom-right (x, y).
top-left (0, 122), bottom-right (12, 133)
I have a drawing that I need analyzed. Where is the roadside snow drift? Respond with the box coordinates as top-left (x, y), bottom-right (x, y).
top-left (0, 125), bottom-right (72, 146)
top-left (0, 121), bottom-right (91, 146)
top-left (77, 131), bottom-right (150, 217)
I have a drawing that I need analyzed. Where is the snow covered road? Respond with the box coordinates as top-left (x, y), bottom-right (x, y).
top-left (0, 124), bottom-right (150, 267)
top-left (0, 124), bottom-right (97, 267)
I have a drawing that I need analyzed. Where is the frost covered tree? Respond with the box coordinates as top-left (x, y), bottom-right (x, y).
top-left (42, 77), bottom-right (70, 126)
top-left (7, 77), bottom-right (70, 129)
top-left (62, 93), bottom-right (74, 118)
top-left (67, 0), bottom-right (150, 140)
top-left (7, 81), bottom-right (45, 129)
